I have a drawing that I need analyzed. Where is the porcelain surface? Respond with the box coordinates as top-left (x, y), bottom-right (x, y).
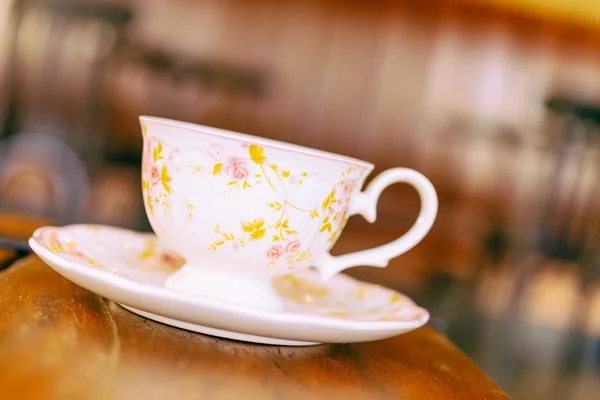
top-left (29, 224), bottom-right (430, 345)
top-left (139, 116), bottom-right (438, 311)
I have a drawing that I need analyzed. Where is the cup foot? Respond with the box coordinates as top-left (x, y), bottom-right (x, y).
top-left (165, 265), bottom-right (285, 312)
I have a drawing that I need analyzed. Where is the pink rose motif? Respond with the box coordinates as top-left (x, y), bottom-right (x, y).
top-left (162, 253), bottom-right (179, 266)
top-left (337, 205), bottom-right (348, 226)
top-left (286, 240), bottom-right (301, 254)
top-left (208, 143), bottom-right (224, 161)
top-left (267, 245), bottom-right (284, 259)
top-left (150, 164), bottom-right (160, 186)
top-left (226, 157), bottom-right (249, 180)
top-left (70, 250), bottom-right (84, 258)
top-left (343, 179), bottom-right (357, 195)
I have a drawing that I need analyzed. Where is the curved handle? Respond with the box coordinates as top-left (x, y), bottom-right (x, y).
top-left (315, 168), bottom-right (438, 281)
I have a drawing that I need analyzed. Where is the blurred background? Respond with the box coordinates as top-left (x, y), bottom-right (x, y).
top-left (2, 0), bottom-right (600, 398)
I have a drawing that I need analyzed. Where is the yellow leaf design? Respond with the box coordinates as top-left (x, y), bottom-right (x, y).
top-left (249, 144), bottom-right (266, 164)
top-left (161, 165), bottom-right (172, 193)
top-left (251, 229), bottom-right (266, 240)
top-left (146, 196), bottom-right (154, 214)
top-left (142, 180), bottom-right (149, 191)
top-left (49, 242), bottom-right (65, 254)
top-left (253, 219), bottom-right (265, 230)
top-left (153, 142), bottom-right (164, 162)
top-left (213, 162), bottom-right (223, 175)
top-left (321, 189), bottom-right (336, 211)
top-left (282, 171), bottom-right (290, 178)
top-left (138, 239), bottom-right (157, 260)
top-left (272, 235), bottom-right (280, 242)
top-left (328, 311), bottom-right (350, 317)
top-left (242, 222), bottom-right (254, 233)
top-left (243, 181), bottom-right (251, 189)
top-left (320, 223), bottom-right (332, 233)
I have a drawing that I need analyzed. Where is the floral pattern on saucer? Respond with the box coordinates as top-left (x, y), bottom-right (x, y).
top-left (32, 225), bottom-right (427, 324)
top-left (273, 273), bottom-right (427, 322)
top-left (34, 224), bottom-right (183, 285)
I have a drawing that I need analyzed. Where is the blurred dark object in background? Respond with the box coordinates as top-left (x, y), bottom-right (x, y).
top-left (4, 0), bottom-right (600, 398)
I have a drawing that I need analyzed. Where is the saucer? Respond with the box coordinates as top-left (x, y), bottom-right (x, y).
top-left (29, 224), bottom-right (429, 346)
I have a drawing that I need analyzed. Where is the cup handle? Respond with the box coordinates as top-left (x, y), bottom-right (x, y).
top-left (314, 168), bottom-right (438, 281)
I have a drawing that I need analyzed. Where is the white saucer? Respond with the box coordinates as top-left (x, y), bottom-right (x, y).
top-left (29, 224), bottom-right (429, 346)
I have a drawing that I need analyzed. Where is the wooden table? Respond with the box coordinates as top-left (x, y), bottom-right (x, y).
top-left (0, 217), bottom-right (510, 400)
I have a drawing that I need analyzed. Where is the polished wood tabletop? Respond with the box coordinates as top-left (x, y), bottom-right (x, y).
top-left (0, 216), bottom-right (510, 400)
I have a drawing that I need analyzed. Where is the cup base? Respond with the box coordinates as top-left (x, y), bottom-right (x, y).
top-left (165, 265), bottom-right (284, 312)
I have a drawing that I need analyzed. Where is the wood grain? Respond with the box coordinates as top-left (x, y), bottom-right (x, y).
top-left (0, 256), bottom-right (510, 400)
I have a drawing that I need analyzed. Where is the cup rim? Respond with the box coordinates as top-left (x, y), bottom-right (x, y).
top-left (140, 116), bottom-right (375, 169)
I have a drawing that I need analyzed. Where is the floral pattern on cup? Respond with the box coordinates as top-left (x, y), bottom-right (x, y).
top-left (141, 120), bottom-right (367, 270)
top-left (200, 144), bottom-right (361, 267)
top-left (142, 134), bottom-right (194, 217)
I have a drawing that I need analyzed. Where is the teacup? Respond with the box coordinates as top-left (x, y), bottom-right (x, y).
top-left (140, 116), bottom-right (438, 311)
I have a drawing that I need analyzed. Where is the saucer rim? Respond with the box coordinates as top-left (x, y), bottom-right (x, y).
top-left (28, 225), bottom-right (430, 340)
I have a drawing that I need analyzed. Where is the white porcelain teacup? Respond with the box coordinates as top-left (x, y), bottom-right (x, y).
top-left (140, 116), bottom-right (437, 311)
